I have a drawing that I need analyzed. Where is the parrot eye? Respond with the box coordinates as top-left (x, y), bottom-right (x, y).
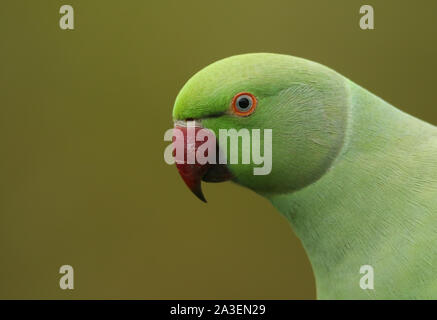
top-left (231, 92), bottom-right (257, 116)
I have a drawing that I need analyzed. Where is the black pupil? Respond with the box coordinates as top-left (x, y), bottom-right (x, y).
top-left (238, 97), bottom-right (250, 109)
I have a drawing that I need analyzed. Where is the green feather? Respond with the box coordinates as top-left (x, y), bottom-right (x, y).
top-left (173, 53), bottom-right (437, 299)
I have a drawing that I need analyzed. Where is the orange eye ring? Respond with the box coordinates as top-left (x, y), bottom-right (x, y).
top-left (231, 92), bottom-right (257, 116)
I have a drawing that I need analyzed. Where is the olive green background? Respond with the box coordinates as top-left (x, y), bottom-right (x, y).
top-left (1, 0), bottom-right (436, 299)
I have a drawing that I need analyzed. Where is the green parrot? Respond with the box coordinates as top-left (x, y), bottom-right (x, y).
top-left (171, 53), bottom-right (437, 299)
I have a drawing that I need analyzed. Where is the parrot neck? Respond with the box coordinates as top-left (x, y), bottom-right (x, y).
top-left (265, 82), bottom-right (437, 299)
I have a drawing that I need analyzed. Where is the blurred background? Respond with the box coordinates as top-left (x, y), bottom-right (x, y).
top-left (0, 0), bottom-right (436, 299)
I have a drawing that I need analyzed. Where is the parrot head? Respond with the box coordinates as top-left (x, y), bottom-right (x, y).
top-left (172, 53), bottom-right (349, 202)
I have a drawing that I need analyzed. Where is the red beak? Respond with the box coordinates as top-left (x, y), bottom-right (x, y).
top-left (173, 121), bottom-right (231, 203)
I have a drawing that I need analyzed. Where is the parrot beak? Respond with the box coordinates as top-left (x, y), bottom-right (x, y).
top-left (173, 120), bottom-right (232, 203)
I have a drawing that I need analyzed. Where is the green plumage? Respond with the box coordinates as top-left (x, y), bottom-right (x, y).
top-left (173, 53), bottom-right (437, 299)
